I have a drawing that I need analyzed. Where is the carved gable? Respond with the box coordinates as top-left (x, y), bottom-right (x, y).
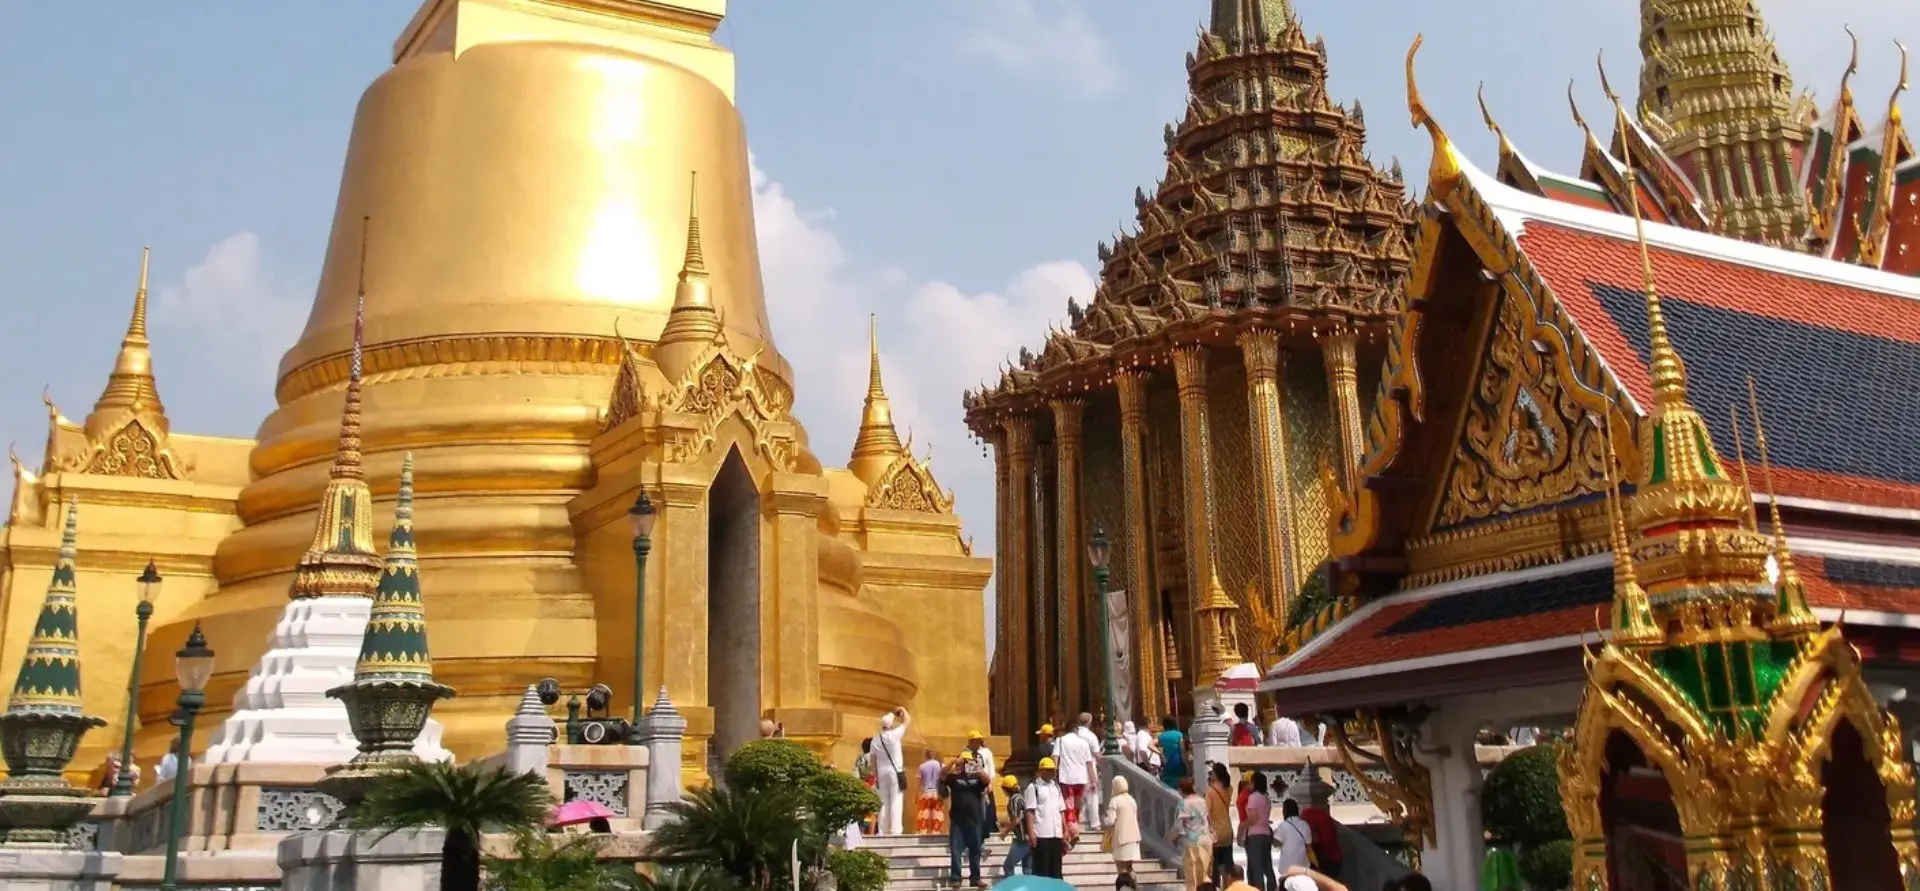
top-left (865, 457), bottom-right (955, 514)
top-left (1431, 277), bottom-right (1610, 530)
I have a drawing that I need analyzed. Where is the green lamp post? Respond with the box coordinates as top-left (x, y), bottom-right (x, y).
top-left (161, 622), bottom-right (214, 891)
top-left (627, 489), bottom-right (657, 740)
top-left (111, 560), bottom-right (162, 798)
top-left (1087, 526), bottom-right (1119, 757)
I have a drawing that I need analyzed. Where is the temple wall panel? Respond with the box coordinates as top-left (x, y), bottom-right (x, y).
top-left (1207, 356), bottom-right (1263, 657)
top-left (1284, 358), bottom-right (1335, 578)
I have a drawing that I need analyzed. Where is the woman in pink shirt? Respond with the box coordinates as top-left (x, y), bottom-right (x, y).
top-left (1239, 773), bottom-right (1275, 891)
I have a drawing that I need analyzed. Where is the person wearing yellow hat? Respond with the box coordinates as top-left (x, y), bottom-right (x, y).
top-left (965, 729), bottom-right (996, 782)
top-left (1026, 756), bottom-right (1070, 879)
top-left (996, 774), bottom-right (1031, 878)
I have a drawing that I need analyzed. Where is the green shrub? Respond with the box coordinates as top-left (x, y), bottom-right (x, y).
top-left (803, 769), bottom-right (878, 833)
top-left (724, 740), bottom-right (825, 794)
top-left (826, 850), bottom-right (888, 891)
top-left (1519, 838), bottom-right (1574, 891)
top-left (483, 833), bottom-right (641, 891)
top-left (1481, 744), bottom-right (1570, 845)
top-left (633, 865), bottom-right (743, 891)
top-left (648, 786), bottom-right (809, 891)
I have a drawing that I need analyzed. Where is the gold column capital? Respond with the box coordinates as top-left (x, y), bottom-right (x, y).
top-left (1115, 369), bottom-right (1151, 420)
top-left (1172, 344), bottom-right (1210, 394)
top-left (1238, 328), bottom-right (1283, 381)
top-left (1050, 397), bottom-right (1086, 437)
top-left (1003, 414), bottom-right (1037, 458)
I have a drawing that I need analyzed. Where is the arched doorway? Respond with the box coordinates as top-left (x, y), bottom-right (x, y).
top-left (1823, 720), bottom-right (1902, 889)
top-left (708, 447), bottom-right (762, 761)
top-left (1599, 731), bottom-right (1687, 891)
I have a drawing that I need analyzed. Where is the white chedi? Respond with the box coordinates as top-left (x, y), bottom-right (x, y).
top-left (202, 594), bottom-right (448, 765)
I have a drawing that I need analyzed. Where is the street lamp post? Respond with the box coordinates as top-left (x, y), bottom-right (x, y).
top-left (1087, 527), bottom-right (1118, 756)
top-left (111, 561), bottom-right (162, 797)
top-left (627, 490), bottom-right (658, 741)
top-left (161, 622), bottom-right (215, 891)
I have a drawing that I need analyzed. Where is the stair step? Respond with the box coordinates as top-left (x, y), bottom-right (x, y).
top-left (887, 880), bottom-right (1183, 891)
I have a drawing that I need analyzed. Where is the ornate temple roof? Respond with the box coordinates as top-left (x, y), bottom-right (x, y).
top-left (962, 1), bottom-right (1414, 422)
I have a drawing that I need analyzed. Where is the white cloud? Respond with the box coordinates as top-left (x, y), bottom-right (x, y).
top-left (154, 231), bottom-right (306, 377)
top-left (752, 157), bottom-right (1094, 647)
top-left (954, 0), bottom-right (1120, 97)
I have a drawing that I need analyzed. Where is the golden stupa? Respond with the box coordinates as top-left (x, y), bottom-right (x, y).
top-left (0, 0), bottom-right (993, 783)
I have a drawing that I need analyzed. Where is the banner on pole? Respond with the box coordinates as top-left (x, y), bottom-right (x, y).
top-left (1105, 589), bottom-right (1134, 722)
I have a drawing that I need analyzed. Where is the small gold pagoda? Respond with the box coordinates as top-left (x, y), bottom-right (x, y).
top-left (1, 0), bottom-right (993, 782)
top-left (1559, 100), bottom-right (1920, 888)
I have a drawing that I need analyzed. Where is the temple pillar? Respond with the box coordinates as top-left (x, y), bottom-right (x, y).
top-left (990, 430), bottom-right (1011, 733)
top-left (1035, 447), bottom-right (1056, 725)
top-left (1321, 327), bottom-right (1365, 490)
top-left (1420, 708), bottom-right (1488, 891)
top-left (1239, 328), bottom-right (1299, 626)
top-left (1115, 369), bottom-right (1166, 722)
top-left (762, 472), bottom-right (837, 744)
top-left (1003, 415), bottom-right (1038, 741)
top-left (1171, 345), bottom-right (1219, 686)
top-left (1051, 397), bottom-right (1087, 720)
top-left (655, 473), bottom-right (715, 785)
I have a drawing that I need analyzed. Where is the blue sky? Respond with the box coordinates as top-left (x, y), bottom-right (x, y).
top-left (1, 1), bottom-right (1914, 629)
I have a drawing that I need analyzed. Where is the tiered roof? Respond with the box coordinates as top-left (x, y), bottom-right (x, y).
top-left (963, 1), bottom-right (1414, 420)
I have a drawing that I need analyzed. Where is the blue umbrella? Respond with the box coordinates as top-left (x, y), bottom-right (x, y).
top-left (992, 876), bottom-right (1077, 891)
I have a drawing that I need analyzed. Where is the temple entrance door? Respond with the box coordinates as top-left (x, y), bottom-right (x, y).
top-left (1600, 732), bottom-right (1687, 891)
top-left (707, 447), bottom-right (762, 763)
top-left (1822, 721), bottom-right (1902, 889)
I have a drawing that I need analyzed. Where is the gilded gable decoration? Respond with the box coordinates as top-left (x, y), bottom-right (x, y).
top-left (865, 453), bottom-right (956, 515)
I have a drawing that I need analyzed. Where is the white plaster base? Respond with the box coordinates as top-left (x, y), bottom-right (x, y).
top-left (278, 827), bottom-right (444, 891)
top-left (204, 595), bottom-right (448, 765)
top-left (0, 848), bottom-right (124, 891)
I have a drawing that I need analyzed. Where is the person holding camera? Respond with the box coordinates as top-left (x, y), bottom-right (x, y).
top-left (943, 751), bottom-right (990, 888)
top-left (872, 707), bottom-right (910, 835)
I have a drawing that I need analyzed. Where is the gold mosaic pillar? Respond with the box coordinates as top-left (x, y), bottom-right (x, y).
top-left (1322, 327), bottom-right (1366, 489)
top-left (1115, 369), bottom-right (1165, 721)
top-left (1171, 345), bottom-right (1218, 686)
top-left (1051, 397), bottom-right (1086, 721)
top-left (1239, 329), bottom-right (1300, 623)
top-left (1002, 415), bottom-right (1038, 740)
top-left (989, 429), bottom-right (1011, 733)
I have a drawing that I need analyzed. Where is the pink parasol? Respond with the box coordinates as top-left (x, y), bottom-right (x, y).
top-left (548, 799), bottom-right (618, 827)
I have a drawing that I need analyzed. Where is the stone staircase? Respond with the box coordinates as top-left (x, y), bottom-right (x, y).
top-left (862, 831), bottom-right (1184, 890)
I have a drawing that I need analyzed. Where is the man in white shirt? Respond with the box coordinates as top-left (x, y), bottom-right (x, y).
top-left (1053, 717), bottom-right (1096, 832)
top-left (1275, 797), bottom-right (1313, 871)
top-left (1071, 713), bottom-right (1104, 830)
top-left (1025, 758), bottom-right (1070, 879)
top-left (873, 707), bottom-right (910, 835)
top-left (966, 729), bottom-right (996, 781)
top-left (1266, 706), bottom-right (1304, 748)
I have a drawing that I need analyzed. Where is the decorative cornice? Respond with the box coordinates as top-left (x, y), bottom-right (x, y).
top-left (277, 333), bottom-right (633, 405)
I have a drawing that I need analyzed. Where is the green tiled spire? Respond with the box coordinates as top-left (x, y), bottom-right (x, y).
top-left (353, 452), bottom-right (437, 684)
top-left (8, 500), bottom-right (86, 717)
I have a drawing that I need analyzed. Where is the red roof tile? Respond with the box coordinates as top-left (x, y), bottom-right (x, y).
top-left (1275, 601), bottom-right (1606, 681)
top-left (1803, 555), bottom-right (1920, 614)
top-left (1516, 221), bottom-right (1920, 510)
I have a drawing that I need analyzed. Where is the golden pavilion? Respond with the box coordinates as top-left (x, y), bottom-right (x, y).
top-left (961, 0), bottom-right (1417, 740)
top-left (0, 0), bottom-right (994, 783)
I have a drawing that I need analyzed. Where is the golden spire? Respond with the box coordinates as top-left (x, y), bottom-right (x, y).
top-left (1604, 424), bottom-right (1661, 648)
top-left (1727, 404), bottom-right (1760, 531)
top-left (1748, 378), bottom-right (1817, 638)
top-left (287, 217), bottom-right (383, 600)
top-left (848, 314), bottom-right (906, 484)
top-left (85, 246), bottom-right (168, 432)
top-left (1196, 566), bottom-right (1245, 683)
top-left (655, 172), bottom-right (722, 381)
top-left (1613, 98), bottom-right (1774, 625)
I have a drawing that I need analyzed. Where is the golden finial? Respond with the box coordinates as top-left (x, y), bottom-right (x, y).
top-left (867, 313), bottom-right (887, 402)
top-left (1890, 41), bottom-right (1910, 126)
top-left (680, 171), bottom-right (707, 280)
top-left (130, 246), bottom-right (151, 342)
top-left (1747, 377), bottom-right (1816, 637)
top-left (1613, 100), bottom-right (1688, 407)
top-left (332, 216), bottom-right (370, 481)
top-left (1728, 403), bottom-right (1760, 531)
top-left (1567, 81), bottom-right (1592, 136)
top-left (1840, 26), bottom-right (1861, 107)
top-left (1404, 36), bottom-right (1462, 196)
top-left (1596, 51), bottom-right (1619, 104)
top-left (1604, 421), bottom-right (1661, 647)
